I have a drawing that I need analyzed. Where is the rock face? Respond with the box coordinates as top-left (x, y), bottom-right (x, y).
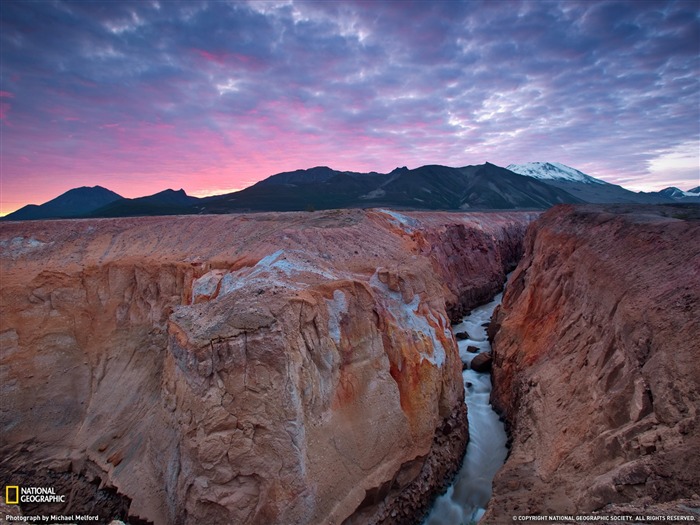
top-left (0, 209), bottom-right (534, 525)
top-left (488, 204), bottom-right (700, 519)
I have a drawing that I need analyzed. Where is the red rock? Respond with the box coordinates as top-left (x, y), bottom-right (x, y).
top-left (0, 209), bottom-right (534, 524)
top-left (487, 304), bottom-right (501, 342)
top-left (486, 205), bottom-right (700, 521)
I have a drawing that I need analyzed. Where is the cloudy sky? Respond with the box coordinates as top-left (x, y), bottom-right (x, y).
top-left (1, 0), bottom-right (698, 214)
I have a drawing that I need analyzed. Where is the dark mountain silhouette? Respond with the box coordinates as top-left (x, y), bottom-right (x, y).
top-left (88, 189), bottom-right (200, 217)
top-left (10, 162), bottom-right (695, 221)
top-left (253, 166), bottom-right (383, 187)
top-left (655, 187), bottom-right (700, 203)
top-left (200, 162), bottom-right (581, 213)
top-left (3, 186), bottom-right (123, 221)
top-left (535, 179), bottom-right (674, 204)
top-left (659, 187), bottom-right (688, 199)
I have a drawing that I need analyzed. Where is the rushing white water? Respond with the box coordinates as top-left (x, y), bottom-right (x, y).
top-left (424, 291), bottom-right (509, 525)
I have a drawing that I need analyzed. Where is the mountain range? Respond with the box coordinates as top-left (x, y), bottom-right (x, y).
top-left (3, 162), bottom-right (698, 221)
top-left (657, 186), bottom-right (700, 200)
top-left (506, 162), bottom-right (697, 205)
top-left (4, 186), bottom-right (123, 221)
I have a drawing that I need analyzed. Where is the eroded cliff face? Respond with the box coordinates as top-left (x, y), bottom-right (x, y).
top-left (0, 209), bottom-right (534, 525)
top-left (488, 205), bottom-right (700, 520)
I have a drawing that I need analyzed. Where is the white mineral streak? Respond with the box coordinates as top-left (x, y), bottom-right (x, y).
top-left (326, 289), bottom-right (348, 344)
top-left (191, 249), bottom-right (341, 302)
top-left (378, 209), bottom-right (420, 233)
top-left (370, 270), bottom-right (451, 367)
top-left (0, 236), bottom-right (49, 258)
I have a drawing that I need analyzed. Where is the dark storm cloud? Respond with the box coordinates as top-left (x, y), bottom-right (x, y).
top-left (1, 0), bottom-right (698, 213)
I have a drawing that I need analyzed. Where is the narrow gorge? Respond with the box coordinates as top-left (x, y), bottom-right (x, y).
top-left (2, 204), bottom-right (698, 524)
top-left (0, 209), bottom-right (533, 524)
top-left (426, 290), bottom-right (509, 525)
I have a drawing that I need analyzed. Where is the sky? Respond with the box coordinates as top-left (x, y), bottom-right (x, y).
top-left (1, 0), bottom-right (699, 215)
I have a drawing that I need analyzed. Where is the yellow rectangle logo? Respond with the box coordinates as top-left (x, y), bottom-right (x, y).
top-left (5, 485), bottom-right (19, 504)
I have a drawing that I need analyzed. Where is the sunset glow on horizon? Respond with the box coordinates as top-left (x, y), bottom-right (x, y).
top-left (1, 0), bottom-right (699, 216)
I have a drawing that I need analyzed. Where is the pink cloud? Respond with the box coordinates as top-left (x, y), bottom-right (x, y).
top-left (194, 48), bottom-right (228, 65)
top-left (193, 49), bottom-right (266, 70)
top-left (0, 102), bottom-right (11, 120)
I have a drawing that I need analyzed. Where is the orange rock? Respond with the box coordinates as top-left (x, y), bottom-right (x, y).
top-left (0, 209), bottom-right (533, 524)
top-left (488, 205), bottom-right (700, 520)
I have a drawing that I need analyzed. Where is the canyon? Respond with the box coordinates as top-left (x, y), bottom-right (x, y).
top-left (2, 204), bottom-right (698, 524)
top-left (0, 209), bottom-right (533, 524)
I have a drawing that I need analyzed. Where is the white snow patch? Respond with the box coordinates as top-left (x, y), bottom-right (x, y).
top-left (663, 186), bottom-right (700, 198)
top-left (326, 289), bottom-right (348, 344)
top-left (507, 162), bottom-right (606, 185)
top-left (664, 187), bottom-right (688, 198)
top-left (370, 271), bottom-right (450, 367)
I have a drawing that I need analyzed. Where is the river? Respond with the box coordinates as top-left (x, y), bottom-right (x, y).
top-left (424, 289), bottom-right (509, 525)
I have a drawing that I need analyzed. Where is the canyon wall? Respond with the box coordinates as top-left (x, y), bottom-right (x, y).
top-left (0, 209), bottom-right (534, 524)
top-left (488, 204), bottom-right (700, 519)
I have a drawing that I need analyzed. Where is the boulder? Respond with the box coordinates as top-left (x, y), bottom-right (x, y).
top-left (470, 352), bottom-right (492, 373)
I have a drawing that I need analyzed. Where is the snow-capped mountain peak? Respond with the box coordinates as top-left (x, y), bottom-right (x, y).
top-left (659, 187), bottom-right (687, 198)
top-left (506, 162), bottom-right (606, 185)
top-left (660, 186), bottom-right (700, 198)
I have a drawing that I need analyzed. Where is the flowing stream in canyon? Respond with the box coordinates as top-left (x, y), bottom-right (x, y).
top-left (424, 289), bottom-right (509, 525)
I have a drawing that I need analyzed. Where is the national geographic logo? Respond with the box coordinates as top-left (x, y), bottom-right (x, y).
top-left (4, 485), bottom-right (66, 504)
top-left (5, 485), bottom-right (19, 504)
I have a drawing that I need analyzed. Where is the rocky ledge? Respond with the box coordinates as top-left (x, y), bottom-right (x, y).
top-left (0, 209), bottom-right (534, 525)
top-left (487, 204), bottom-right (700, 520)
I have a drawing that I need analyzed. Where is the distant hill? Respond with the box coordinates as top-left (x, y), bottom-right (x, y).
top-left (656, 187), bottom-right (700, 203)
top-left (3, 186), bottom-right (123, 221)
top-left (507, 162), bottom-right (675, 204)
top-left (252, 166), bottom-right (383, 187)
top-left (88, 189), bottom-right (201, 217)
top-left (198, 162), bottom-right (581, 213)
top-left (4, 162), bottom-right (696, 221)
